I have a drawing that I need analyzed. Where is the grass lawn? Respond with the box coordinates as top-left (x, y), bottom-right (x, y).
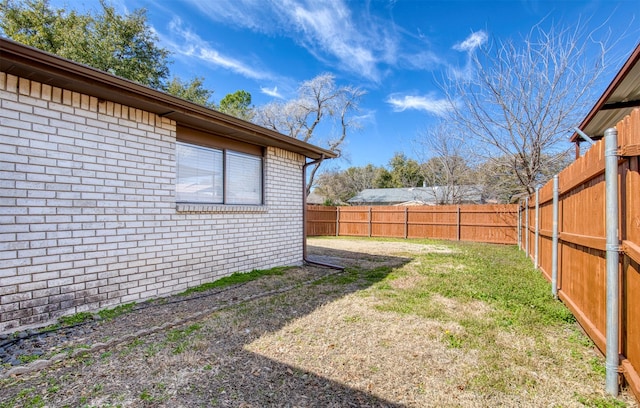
top-left (0, 237), bottom-right (636, 407)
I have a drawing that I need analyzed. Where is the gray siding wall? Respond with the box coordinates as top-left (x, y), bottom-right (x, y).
top-left (0, 73), bottom-right (304, 333)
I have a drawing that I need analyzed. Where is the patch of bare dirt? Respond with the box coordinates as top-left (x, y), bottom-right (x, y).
top-left (309, 238), bottom-right (453, 256)
top-left (306, 237), bottom-right (452, 270)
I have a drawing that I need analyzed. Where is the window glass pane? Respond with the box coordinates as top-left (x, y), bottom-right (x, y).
top-left (176, 142), bottom-right (223, 203)
top-left (226, 151), bottom-right (262, 205)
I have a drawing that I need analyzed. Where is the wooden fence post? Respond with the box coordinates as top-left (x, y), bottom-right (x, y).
top-left (525, 197), bottom-right (529, 257)
top-left (457, 206), bottom-right (461, 241)
top-left (335, 207), bottom-right (340, 237)
top-left (404, 207), bottom-right (408, 239)
top-left (517, 201), bottom-right (522, 250)
top-left (368, 207), bottom-right (372, 237)
top-left (535, 186), bottom-right (540, 268)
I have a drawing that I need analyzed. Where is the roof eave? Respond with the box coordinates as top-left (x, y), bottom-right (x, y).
top-left (0, 37), bottom-right (336, 160)
top-left (570, 42), bottom-right (640, 143)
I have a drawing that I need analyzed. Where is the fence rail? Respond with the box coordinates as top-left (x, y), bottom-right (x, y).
top-left (307, 204), bottom-right (518, 244)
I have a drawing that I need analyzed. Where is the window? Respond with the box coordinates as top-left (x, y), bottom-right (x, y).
top-left (176, 142), bottom-right (263, 205)
top-left (176, 143), bottom-right (223, 203)
top-left (225, 151), bottom-right (263, 205)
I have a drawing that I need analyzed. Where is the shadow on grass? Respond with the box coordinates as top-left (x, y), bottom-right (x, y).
top-left (173, 245), bottom-right (412, 406)
top-left (1, 243), bottom-right (413, 407)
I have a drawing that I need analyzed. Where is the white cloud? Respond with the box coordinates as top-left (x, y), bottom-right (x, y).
top-left (353, 109), bottom-right (377, 125)
top-left (448, 31), bottom-right (488, 81)
top-left (180, 0), bottom-right (278, 32)
top-left (453, 31), bottom-right (488, 52)
top-left (402, 50), bottom-right (443, 70)
top-left (260, 86), bottom-right (283, 98)
top-left (166, 18), bottom-right (274, 81)
top-left (287, 1), bottom-right (381, 81)
top-left (386, 94), bottom-right (451, 117)
top-left (199, 49), bottom-right (269, 80)
top-left (181, 0), bottom-right (399, 82)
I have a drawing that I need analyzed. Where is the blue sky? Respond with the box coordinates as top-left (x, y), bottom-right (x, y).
top-left (53, 0), bottom-right (638, 170)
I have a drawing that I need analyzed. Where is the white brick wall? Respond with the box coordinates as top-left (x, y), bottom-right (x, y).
top-left (0, 73), bottom-right (304, 333)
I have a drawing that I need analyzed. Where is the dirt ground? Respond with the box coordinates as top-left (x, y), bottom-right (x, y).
top-left (0, 237), bottom-right (637, 407)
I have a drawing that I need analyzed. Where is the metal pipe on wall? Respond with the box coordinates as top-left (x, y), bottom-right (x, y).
top-left (604, 127), bottom-right (620, 396)
top-left (551, 175), bottom-right (559, 298)
top-left (303, 156), bottom-right (344, 271)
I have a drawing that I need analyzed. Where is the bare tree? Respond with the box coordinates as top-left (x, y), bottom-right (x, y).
top-left (442, 21), bottom-right (613, 195)
top-left (415, 124), bottom-right (475, 204)
top-left (254, 73), bottom-right (365, 194)
top-left (315, 164), bottom-right (384, 204)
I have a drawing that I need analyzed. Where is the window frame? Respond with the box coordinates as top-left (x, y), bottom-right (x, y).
top-left (223, 149), bottom-right (264, 205)
top-left (175, 140), bottom-right (264, 206)
top-left (176, 141), bottom-right (224, 204)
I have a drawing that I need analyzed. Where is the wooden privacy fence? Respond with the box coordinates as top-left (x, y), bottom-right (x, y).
top-left (306, 109), bottom-right (639, 398)
top-left (307, 204), bottom-right (518, 244)
top-left (520, 108), bottom-right (640, 399)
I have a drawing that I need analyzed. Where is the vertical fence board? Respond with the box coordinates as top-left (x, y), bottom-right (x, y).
top-left (337, 207), bottom-right (369, 236)
top-left (527, 200), bottom-right (535, 260)
top-left (621, 110), bottom-right (640, 399)
top-left (308, 204), bottom-right (519, 244)
top-left (520, 108), bottom-right (639, 399)
top-left (371, 206), bottom-right (406, 238)
top-left (306, 205), bottom-right (337, 236)
top-left (538, 182), bottom-right (554, 280)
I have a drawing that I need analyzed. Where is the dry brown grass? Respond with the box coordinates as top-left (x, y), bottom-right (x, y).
top-left (246, 294), bottom-right (483, 406)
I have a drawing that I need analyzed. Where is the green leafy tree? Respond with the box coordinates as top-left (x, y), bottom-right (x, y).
top-left (219, 90), bottom-right (253, 120)
top-left (387, 153), bottom-right (424, 188)
top-left (373, 168), bottom-right (394, 188)
top-left (1, 0), bottom-right (170, 88)
top-left (164, 76), bottom-right (215, 108)
top-left (0, 0), bottom-right (79, 51)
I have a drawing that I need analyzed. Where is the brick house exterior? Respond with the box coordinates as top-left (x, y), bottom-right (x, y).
top-left (0, 39), bottom-right (335, 333)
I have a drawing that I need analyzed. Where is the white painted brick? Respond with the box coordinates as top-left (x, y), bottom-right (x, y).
top-left (120, 293), bottom-right (141, 303)
top-left (47, 277), bottom-right (74, 287)
top-left (2, 274), bottom-right (32, 285)
top-left (2, 99), bottom-right (33, 113)
top-left (1, 74), bottom-right (305, 334)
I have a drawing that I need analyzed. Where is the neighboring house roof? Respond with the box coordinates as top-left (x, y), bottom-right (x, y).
top-left (306, 192), bottom-right (327, 205)
top-left (0, 37), bottom-right (336, 160)
top-left (570, 42), bottom-right (640, 146)
top-left (347, 186), bottom-right (483, 205)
